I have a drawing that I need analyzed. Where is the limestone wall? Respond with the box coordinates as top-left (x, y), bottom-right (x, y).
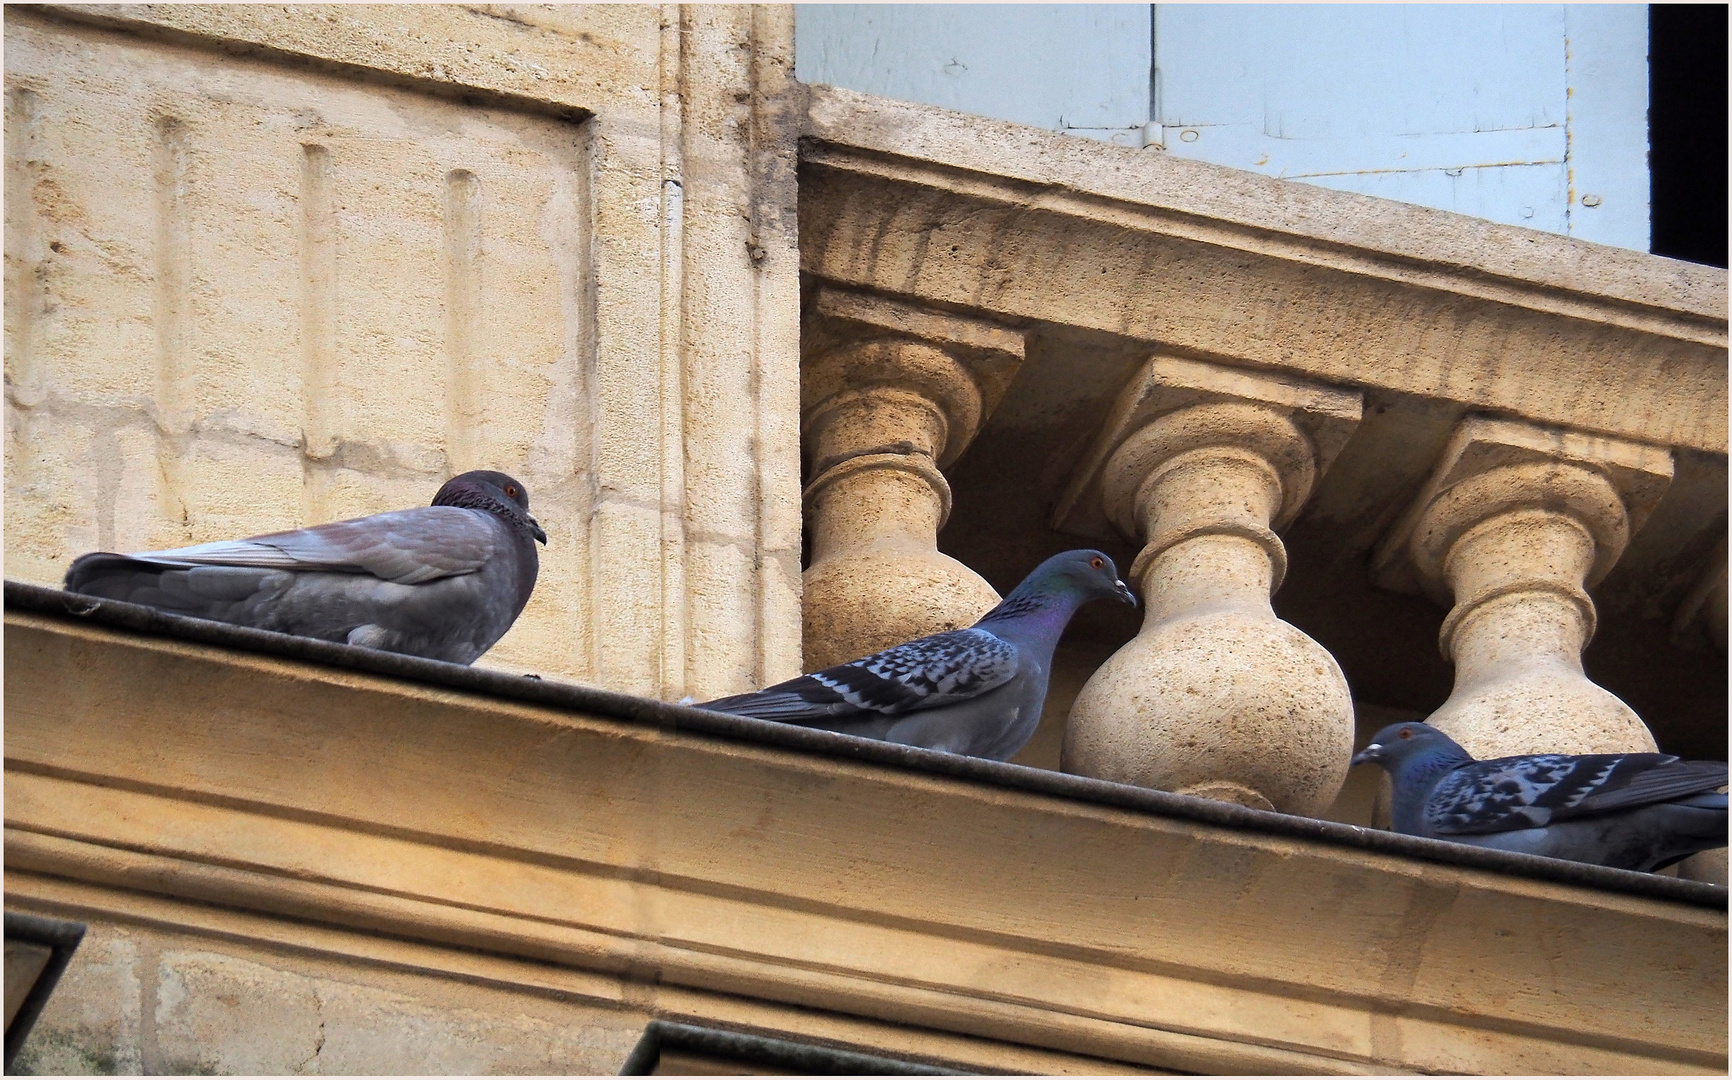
top-left (3, 4), bottom-right (804, 700)
top-left (9, 919), bottom-right (647, 1076)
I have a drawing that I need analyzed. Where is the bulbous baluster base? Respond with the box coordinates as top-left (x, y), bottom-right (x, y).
top-left (802, 545), bottom-right (999, 672)
top-left (1064, 607), bottom-right (1354, 816)
top-left (1425, 663), bottom-right (1657, 757)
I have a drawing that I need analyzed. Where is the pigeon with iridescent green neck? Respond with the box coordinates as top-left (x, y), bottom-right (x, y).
top-left (700, 549), bottom-right (1136, 760)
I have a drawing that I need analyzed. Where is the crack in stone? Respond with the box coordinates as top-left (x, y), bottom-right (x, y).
top-left (297, 994), bottom-right (326, 1074)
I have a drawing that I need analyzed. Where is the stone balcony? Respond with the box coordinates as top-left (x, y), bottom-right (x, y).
top-left (3, 7), bottom-right (1727, 1070)
top-left (794, 86), bottom-right (1728, 840)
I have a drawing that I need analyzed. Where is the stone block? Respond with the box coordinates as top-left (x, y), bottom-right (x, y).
top-left (154, 950), bottom-right (324, 1075)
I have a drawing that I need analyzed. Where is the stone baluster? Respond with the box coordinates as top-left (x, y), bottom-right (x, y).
top-left (1372, 416), bottom-right (1674, 756)
top-left (1053, 355), bottom-right (1362, 814)
top-left (800, 287), bottom-right (1023, 671)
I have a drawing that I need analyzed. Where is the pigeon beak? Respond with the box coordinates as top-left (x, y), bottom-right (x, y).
top-left (526, 513), bottom-right (547, 545)
top-left (1114, 579), bottom-right (1138, 607)
top-left (1350, 743), bottom-right (1382, 767)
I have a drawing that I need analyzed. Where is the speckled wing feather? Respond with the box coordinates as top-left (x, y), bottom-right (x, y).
top-left (98, 506), bottom-right (501, 585)
top-left (701, 627), bottom-right (1020, 723)
top-left (1426, 753), bottom-right (1728, 836)
top-left (1559, 757), bottom-right (1729, 815)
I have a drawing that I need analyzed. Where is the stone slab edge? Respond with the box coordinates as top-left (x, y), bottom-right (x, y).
top-left (6, 580), bottom-right (1724, 910)
top-left (802, 85), bottom-right (1728, 340)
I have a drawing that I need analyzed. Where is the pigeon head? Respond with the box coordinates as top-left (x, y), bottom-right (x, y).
top-left (1350, 721), bottom-right (1472, 771)
top-left (974, 549), bottom-right (1136, 642)
top-left (434, 470), bottom-right (547, 544)
top-left (1025, 549), bottom-right (1138, 607)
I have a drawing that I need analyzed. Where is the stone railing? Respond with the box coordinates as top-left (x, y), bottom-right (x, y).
top-left (797, 86), bottom-right (1728, 857)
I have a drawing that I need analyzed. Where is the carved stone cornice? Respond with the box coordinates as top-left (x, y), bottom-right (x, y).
top-left (4, 592), bottom-right (1726, 1075)
top-left (799, 85), bottom-right (1728, 456)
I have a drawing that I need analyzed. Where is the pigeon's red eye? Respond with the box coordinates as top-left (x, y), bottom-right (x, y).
top-left (1398, 728), bottom-right (1413, 739)
top-left (1090, 557), bottom-right (1104, 569)
top-left (505, 485), bottom-right (518, 498)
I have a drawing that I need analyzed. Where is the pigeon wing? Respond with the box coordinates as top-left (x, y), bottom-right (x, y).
top-left (1423, 753), bottom-right (1730, 836)
top-left (119, 506), bottom-right (499, 585)
top-left (701, 627), bottom-right (1020, 724)
top-left (1425, 755), bottom-right (1589, 835)
top-left (1549, 756), bottom-right (1729, 818)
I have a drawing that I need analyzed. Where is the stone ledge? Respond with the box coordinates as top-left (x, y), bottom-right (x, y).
top-left (4, 583), bottom-right (1726, 1074)
top-left (7, 580), bottom-right (1723, 908)
top-left (799, 86), bottom-right (1728, 457)
top-left (0, 883), bottom-right (1157, 1076)
top-left (802, 85), bottom-right (1726, 336)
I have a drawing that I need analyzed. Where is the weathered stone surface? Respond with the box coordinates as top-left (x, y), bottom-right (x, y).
top-left (800, 85), bottom-right (1726, 454)
top-left (1374, 416), bottom-right (1674, 758)
top-left (798, 297), bottom-right (1022, 669)
top-left (6, 606), bottom-right (1723, 1076)
top-left (12, 920), bottom-right (646, 1076)
top-left (4, 4), bottom-right (803, 700)
top-left (1061, 357), bottom-right (1362, 815)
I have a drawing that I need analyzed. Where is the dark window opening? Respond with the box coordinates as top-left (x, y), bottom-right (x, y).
top-left (619, 1021), bottom-right (965, 1075)
top-left (1649, 4), bottom-right (1729, 267)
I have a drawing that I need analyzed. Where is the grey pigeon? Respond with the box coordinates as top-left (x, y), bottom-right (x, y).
top-left (64, 470), bottom-right (545, 665)
top-left (700, 549), bottom-right (1136, 759)
top-left (1351, 721), bottom-right (1729, 873)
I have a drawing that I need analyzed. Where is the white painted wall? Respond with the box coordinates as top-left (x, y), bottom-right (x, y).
top-left (794, 4), bottom-right (1650, 250)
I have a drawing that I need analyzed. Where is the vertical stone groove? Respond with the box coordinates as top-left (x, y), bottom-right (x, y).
top-left (299, 142), bottom-right (337, 523)
top-left (658, 3), bottom-right (688, 700)
top-left (443, 168), bottom-right (482, 475)
top-left (747, 5), bottom-right (769, 689)
top-left (151, 113), bottom-right (192, 538)
top-left (576, 129), bottom-right (600, 682)
top-left (5, 87), bottom-right (45, 408)
top-left (152, 114), bottom-right (192, 434)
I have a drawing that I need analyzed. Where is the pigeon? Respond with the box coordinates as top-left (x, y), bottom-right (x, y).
top-left (1351, 721), bottom-right (1729, 873)
top-left (700, 549), bottom-right (1137, 759)
top-left (64, 470), bottom-right (545, 665)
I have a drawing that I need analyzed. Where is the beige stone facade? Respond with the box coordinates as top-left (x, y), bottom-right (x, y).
top-left (5, 4), bottom-right (1726, 1075)
top-left (4, 3), bottom-right (804, 702)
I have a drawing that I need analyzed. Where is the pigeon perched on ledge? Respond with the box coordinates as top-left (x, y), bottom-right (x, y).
top-left (700, 549), bottom-right (1137, 760)
top-left (1351, 721), bottom-right (1729, 873)
top-left (64, 470), bottom-right (545, 665)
